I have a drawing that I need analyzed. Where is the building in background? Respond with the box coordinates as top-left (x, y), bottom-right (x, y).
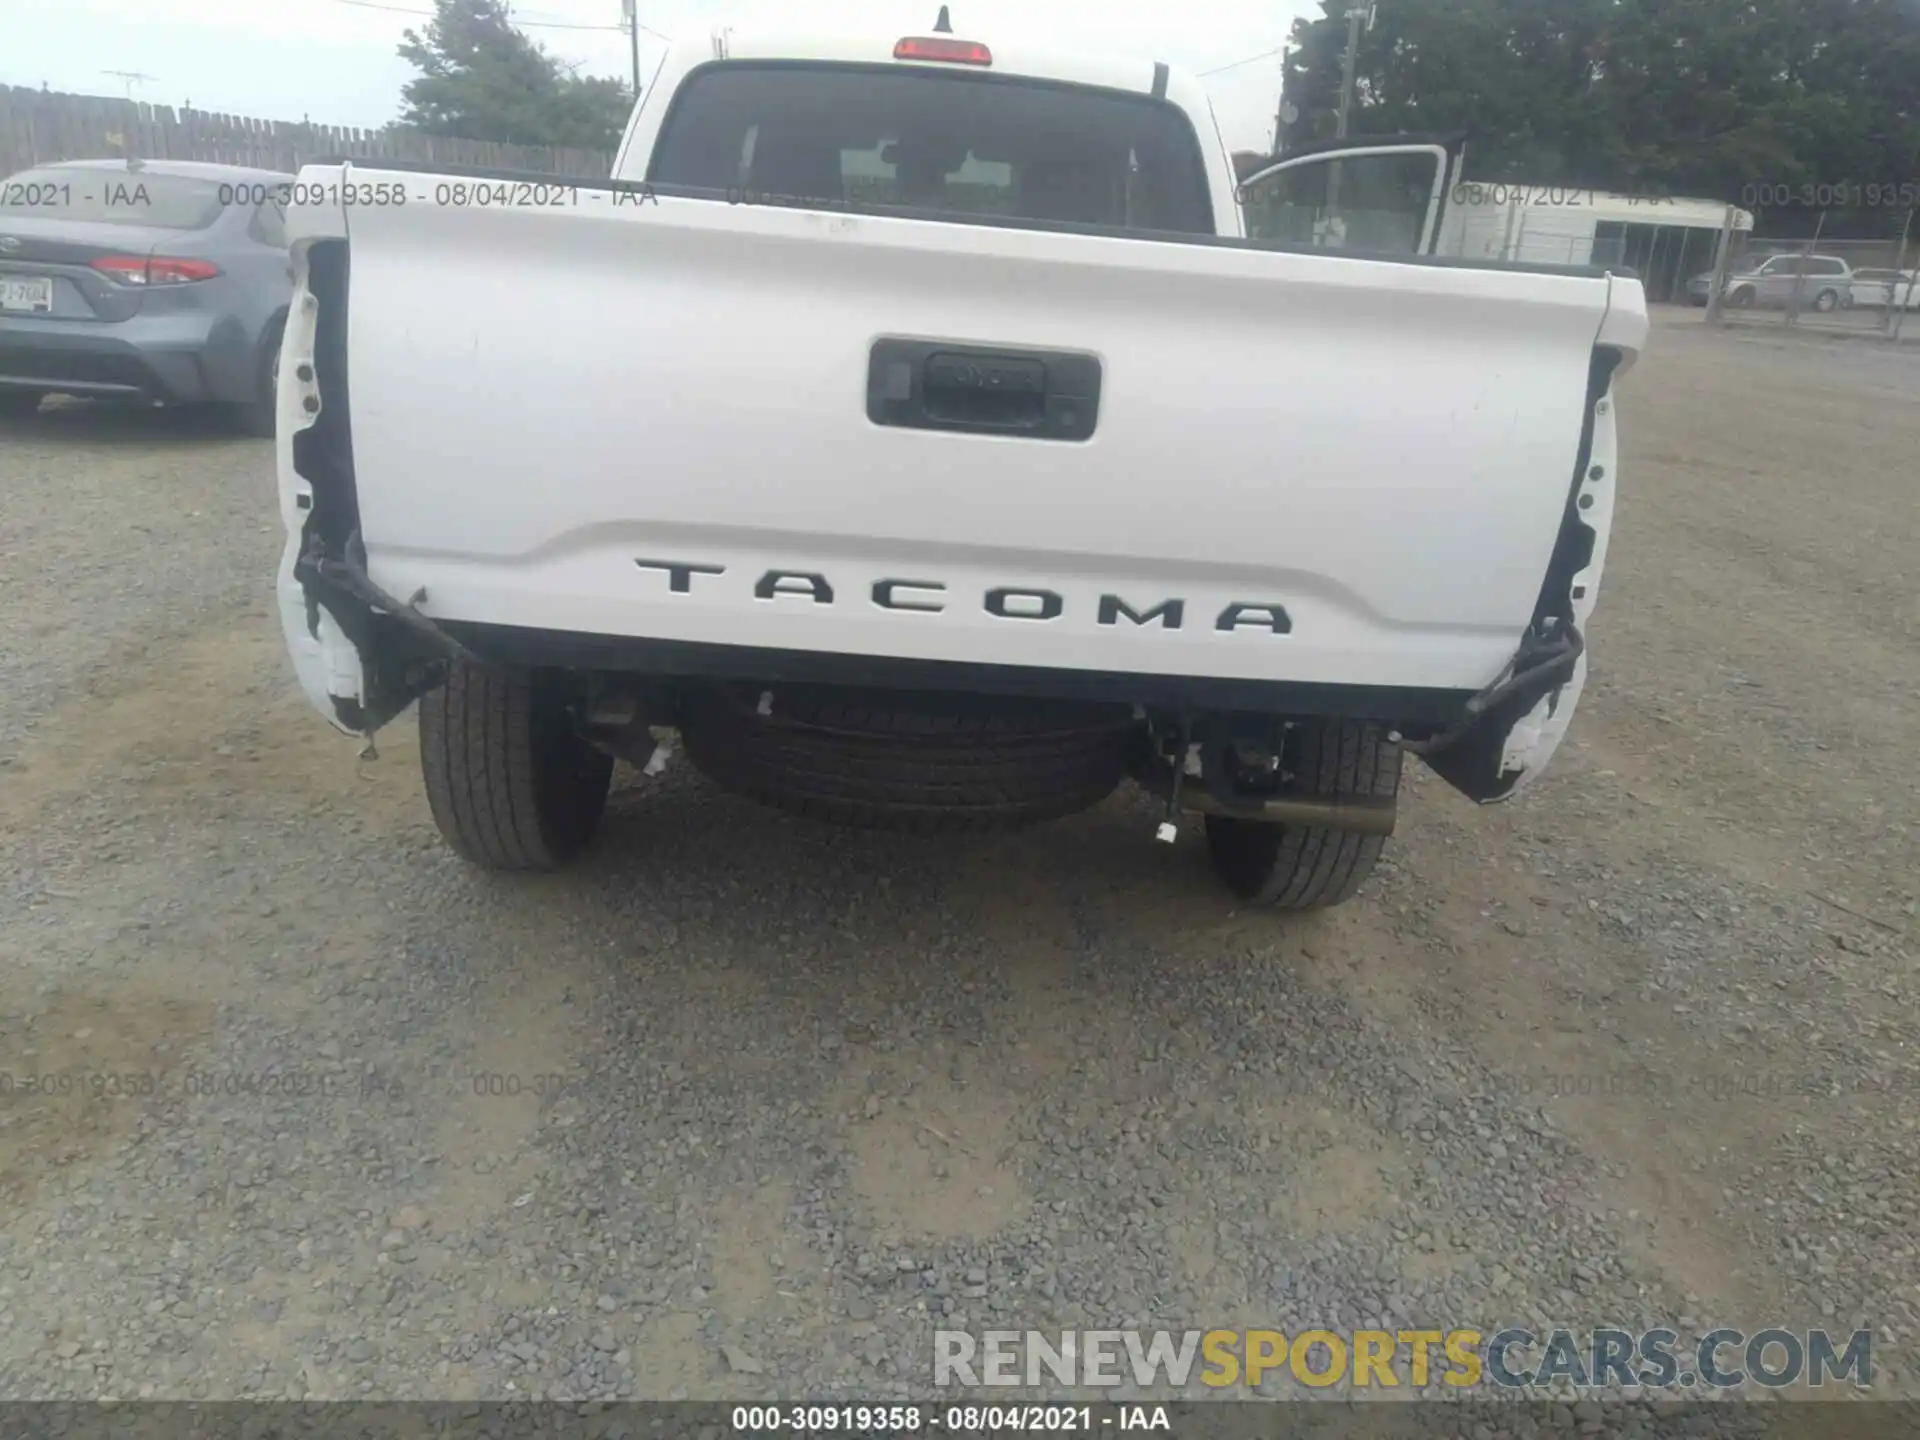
top-left (1226, 141), bottom-right (1750, 301)
top-left (1433, 186), bottom-right (1753, 301)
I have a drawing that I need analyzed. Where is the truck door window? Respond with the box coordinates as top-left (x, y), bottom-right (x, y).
top-left (648, 62), bottom-right (1213, 234)
top-left (1241, 150), bottom-right (1440, 254)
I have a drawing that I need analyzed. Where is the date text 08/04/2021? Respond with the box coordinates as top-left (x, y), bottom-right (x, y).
top-left (205, 180), bottom-right (667, 211)
top-left (0, 178), bottom-right (652, 213)
top-left (730, 1407), bottom-right (1165, 1434)
top-left (266, 181), bottom-right (899, 210)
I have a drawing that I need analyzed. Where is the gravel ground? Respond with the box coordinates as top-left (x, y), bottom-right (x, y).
top-left (0, 311), bottom-right (1915, 1428)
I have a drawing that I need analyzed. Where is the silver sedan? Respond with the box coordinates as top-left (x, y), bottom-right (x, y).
top-left (0, 157), bottom-right (295, 433)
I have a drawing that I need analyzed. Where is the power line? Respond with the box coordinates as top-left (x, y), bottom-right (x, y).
top-left (335, 0), bottom-right (606, 26)
top-left (1199, 45), bottom-right (1288, 78)
top-left (526, 4), bottom-right (669, 37)
top-left (517, 6), bottom-right (672, 38)
top-left (330, 0), bottom-right (667, 37)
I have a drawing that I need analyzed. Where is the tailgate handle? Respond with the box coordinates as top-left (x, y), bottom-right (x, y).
top-left (921, 353), bottom-right (1048, 429)
top-left (867, 338), bottom-right (1101, 442)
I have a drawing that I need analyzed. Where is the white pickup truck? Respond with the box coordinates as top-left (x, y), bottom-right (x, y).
top-left (274, 14), bottom-right (1647, 909)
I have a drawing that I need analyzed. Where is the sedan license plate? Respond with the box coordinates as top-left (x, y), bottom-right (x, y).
top-left (0, 276), bottom-right (54, 313)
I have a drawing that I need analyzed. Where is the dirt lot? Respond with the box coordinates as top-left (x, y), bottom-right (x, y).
top-left (0, 309), bottom-right (1915, 1417)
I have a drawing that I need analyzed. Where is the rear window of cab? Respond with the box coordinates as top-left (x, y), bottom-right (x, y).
top-left (647, 62), bottom-right (1215, 235)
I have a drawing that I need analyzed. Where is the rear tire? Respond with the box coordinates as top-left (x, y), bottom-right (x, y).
top-left (678, 683), bottom-right (1132, 833)
top-left (1813, 288), bottom-right (1840, 314)
top-left (419, 660), bottom-right (613, 870)
top-left (231, 320), bottom-right (283, 438)
top-left (1203, 719), bottom-right (1401, 910)
top-left (0, 390), bottom-right (45, 419)
top-left (1729, 287), bottom-right (1755, 309)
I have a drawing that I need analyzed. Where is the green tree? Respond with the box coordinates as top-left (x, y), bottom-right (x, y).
top-left (397, 0), bottom-right (631, 151)
top-left (1279, 0), bottom-right (1920, 206)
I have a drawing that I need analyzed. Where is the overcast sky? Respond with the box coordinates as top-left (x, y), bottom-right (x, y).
top-left (4, 0), bottom-right (1313, 154)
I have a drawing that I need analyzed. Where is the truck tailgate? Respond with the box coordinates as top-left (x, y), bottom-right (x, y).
top-left (287, 167), bottom-right (1643, 694)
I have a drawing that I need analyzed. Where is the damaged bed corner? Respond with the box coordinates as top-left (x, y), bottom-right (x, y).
top-left (278, 231), bottom-right (667, 774)
top-left (1413, 338), bottom-right (1625, 803)
top-left (278, 233), bottom-right (657, 771)
top-left (281, 233), bottom-right (470, 747)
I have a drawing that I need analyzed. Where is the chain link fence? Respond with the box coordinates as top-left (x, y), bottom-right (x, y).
top-left (1702, 209), bottom-right (1918, 340)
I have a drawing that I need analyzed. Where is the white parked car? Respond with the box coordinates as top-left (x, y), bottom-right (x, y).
top-left (1848, 267), bottom-right (1920, 310)
top-left (271, 17), bottom-right (1647, 911)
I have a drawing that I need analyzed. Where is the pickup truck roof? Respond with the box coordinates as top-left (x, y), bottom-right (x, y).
top-left (610, 23), bottom-right (1239, 224)
top-left (668, 25), bottom-right (1185, 99)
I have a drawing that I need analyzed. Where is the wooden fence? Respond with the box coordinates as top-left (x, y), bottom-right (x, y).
top-left (0, 85), bottom-right (613, 181)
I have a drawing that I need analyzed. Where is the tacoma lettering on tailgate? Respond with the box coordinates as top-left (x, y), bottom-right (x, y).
top-left (633, 561), bottom-right (1293, 634)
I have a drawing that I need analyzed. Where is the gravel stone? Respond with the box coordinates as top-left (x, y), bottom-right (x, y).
top-left (721, 1345), bottom-right (766, 1376)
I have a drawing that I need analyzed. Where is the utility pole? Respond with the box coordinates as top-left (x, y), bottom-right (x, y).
top-left (1334, 5), bottom-right (1368, 140)
top-left (622, 0), bottom-right (642, 101)
top-left (1890, 205), bottom-right (1914, 343)
top-left (1704, 203), bottom-right (1736, 326)
top-left (1324, 4), bottom-right (1372, 230)
top-left (1267, 45), bottom-right (1297, 158)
